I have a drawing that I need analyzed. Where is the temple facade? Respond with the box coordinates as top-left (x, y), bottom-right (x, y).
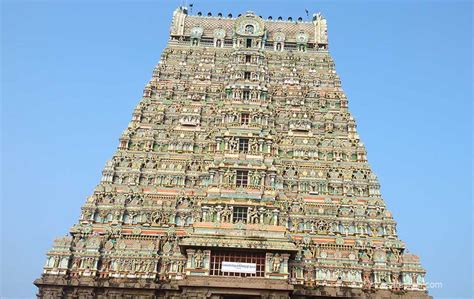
top-left (35, 7), bottom-right (430, 299)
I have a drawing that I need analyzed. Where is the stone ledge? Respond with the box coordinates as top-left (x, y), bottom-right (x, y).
top-left (178, 276), bottom-right (294, 291)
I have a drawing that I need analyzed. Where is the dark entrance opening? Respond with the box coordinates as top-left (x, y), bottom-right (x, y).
top-left (246, 38), bottom-right (252, 48)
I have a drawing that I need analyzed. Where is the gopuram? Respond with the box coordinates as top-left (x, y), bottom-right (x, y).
top-left (35, 7), bottom-right (430, 299)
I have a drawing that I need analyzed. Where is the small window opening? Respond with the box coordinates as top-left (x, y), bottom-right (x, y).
top-left (239, 138), bottom-right (249, 152)
top-left (241, 113), bottom-right (250, 125)
top-left (246, 39), bottom-right (252, 48)
top-left (243, 90), bottom-right (250, 100)
top-left (233, 206), bottom-right (248, 223)
top-left (236, 170), bottom-right (249, 187)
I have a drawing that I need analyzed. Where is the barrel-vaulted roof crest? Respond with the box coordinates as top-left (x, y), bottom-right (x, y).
top-left (234, 11), bottom-right (265, 37)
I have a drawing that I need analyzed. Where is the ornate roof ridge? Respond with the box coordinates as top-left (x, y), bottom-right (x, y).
top-left (175, 6), bottom-right (323, 25)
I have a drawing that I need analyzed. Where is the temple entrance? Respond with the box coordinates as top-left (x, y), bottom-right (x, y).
top-left (210, 250), bottom-right (266, 277)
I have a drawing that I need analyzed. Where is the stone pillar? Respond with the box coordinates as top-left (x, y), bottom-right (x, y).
top-left (272, 209), bottom-right (279, 226)
top-left (216, 205), bottom-right (222, 223)
top-left (259, 207), bottom-right (265, 224)
top-left (266, 141), bottom-right (272, 154)
top-left (202, 206), bottom-right (209, 222)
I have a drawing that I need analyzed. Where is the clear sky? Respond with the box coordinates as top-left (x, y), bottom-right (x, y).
top-left (1, 0), bottom-right (472, 298)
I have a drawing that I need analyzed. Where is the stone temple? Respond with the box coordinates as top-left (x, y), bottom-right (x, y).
top-left (35, 7), bottom-right (430, 299)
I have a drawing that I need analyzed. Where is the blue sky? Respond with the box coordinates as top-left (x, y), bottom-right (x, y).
top-left (1, 0), bottom-right (472, 298)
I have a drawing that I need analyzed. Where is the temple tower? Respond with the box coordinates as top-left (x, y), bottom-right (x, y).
top-left (35, 7), bottom-right (430, 299)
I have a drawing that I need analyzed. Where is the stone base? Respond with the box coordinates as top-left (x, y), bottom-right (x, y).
top-left (34, 275), bottom-right (431, 299)
top-left (292, 285), bottom-right (432, 299)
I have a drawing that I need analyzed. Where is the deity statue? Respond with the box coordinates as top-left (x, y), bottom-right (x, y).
top-left (264, 209), bottom-right (273, 225)
top-left (362, 271), bottom-right (372, 289)
top-left (151, 211), bottom-right (163, 225)
top-left (52, 256), bottom-right (60, 268)
top-left (220, 205), bottom-right (232, 223)
top-left (177, 260), bottom-right (184, 273)
top-left (392, 272), bottom-right (400, 290)
top-left (390, 248), bottom-right (401, 263)
top-left (72, 257), bottom-right (81, 269)
top-left (271, 254), bottom-right (282, 272)
top-left (223, 169), bottom-right (234, 185)
top-left (251, 171), bottom-right (261, 187)
top-left (228, 138), bottom-right (238, 151)
top-left (100, 258), bottom-right (111, 271)
top-left (250, 139), bottom-right (259, 152)
top-left (248, 207), bottom-right (259, 224)
top-left (194, 250), bottom-right (204, 268)
top-left (205, 206), bottom-right (215, 222)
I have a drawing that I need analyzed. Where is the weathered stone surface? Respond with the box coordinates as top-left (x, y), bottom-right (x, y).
top-left (35, 6), bottom-right (430, 299)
